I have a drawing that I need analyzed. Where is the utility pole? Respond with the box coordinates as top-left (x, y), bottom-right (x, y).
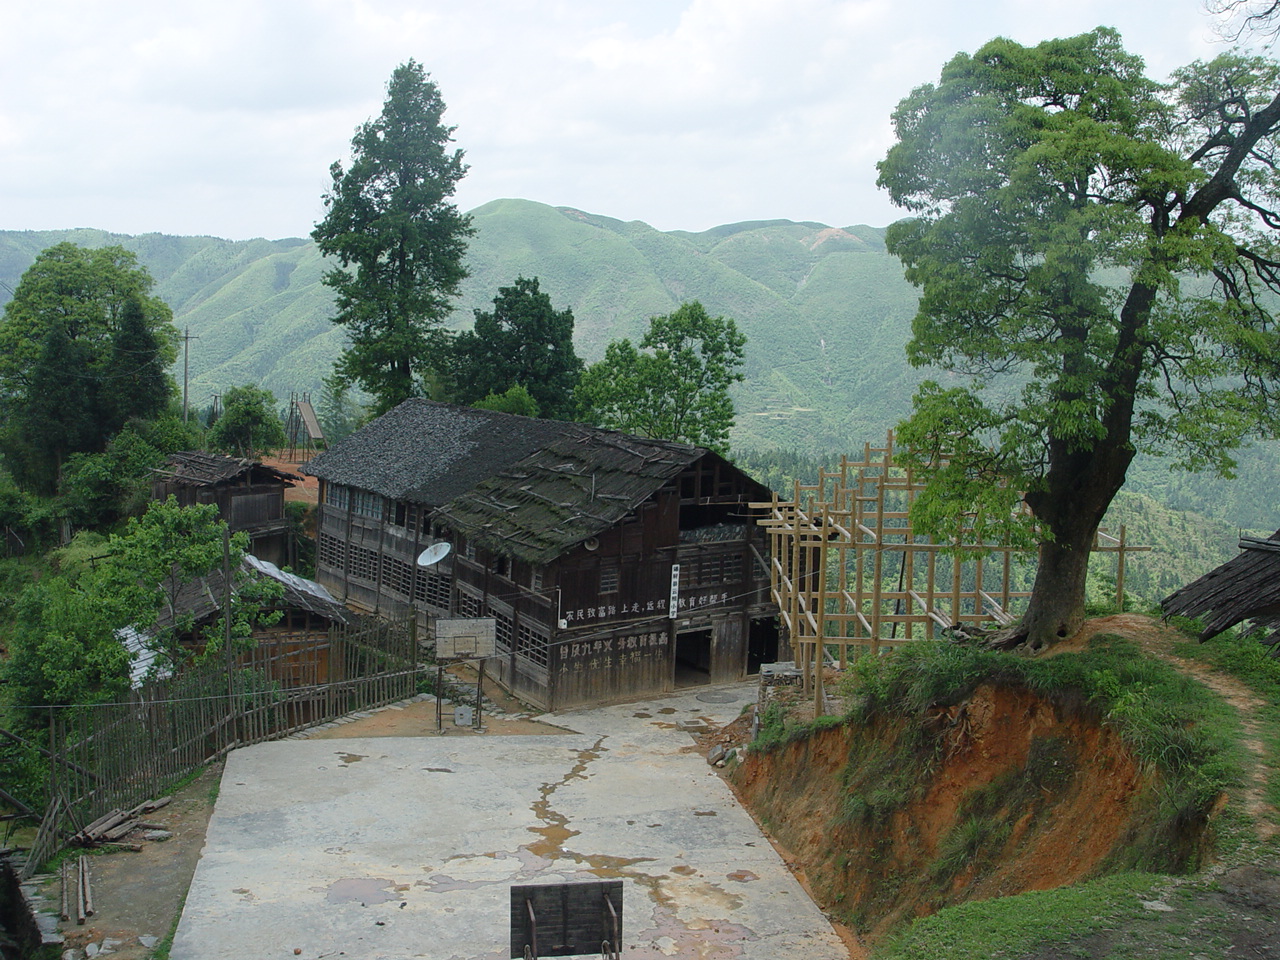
top-left (181, 327), bottom-right (200, 423)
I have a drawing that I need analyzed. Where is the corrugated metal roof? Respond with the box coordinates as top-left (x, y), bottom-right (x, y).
top-left (154, 555), bottom-right (355, 630)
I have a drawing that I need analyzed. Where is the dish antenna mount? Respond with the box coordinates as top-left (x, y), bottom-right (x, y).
top-left (417, 542), bottom-right (453, 567)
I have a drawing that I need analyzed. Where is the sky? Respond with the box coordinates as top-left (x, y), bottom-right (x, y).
top-left (0, 1), bottom-right (1267, 241)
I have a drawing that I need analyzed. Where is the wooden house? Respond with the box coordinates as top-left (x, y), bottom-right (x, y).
top-left (152, 452), bottom-right (300, 566)
top-left (1162, 531), bottom-right (1280, 656)
top-left (303, 399), bottom-right (780, 710)
top-left (125, 555), bottom-right (359, 687)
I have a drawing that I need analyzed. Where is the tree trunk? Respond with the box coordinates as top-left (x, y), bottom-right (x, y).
top-left (1012, 440), bottom-right (1134, 651)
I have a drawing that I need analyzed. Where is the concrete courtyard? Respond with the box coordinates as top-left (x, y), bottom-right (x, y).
top-left (170, 683), bottom-right (848, 960)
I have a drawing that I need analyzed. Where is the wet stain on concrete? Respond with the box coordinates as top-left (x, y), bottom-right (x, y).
top-left (726, 870), bottom-right (758, 883)
top-left (633, 712), bottom-right (652, 718)
top-left (693, 810), bottom-right (717, 817)
top-left (416, 873), bottom-right (501, 893)
top-left (525, 737), bottom-right (606, 859)
top-left (657, 708), bottom-right (678, 715)
top-left (425, 767), bottom-right (454, 773)
top-left (671, 865), bottom-right (698, 876)
top-left (324, 877), bottom-right (400, 905)
top-left (337, 752), bottom-right (367, 765)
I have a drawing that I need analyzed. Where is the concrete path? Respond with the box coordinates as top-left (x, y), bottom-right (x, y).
top-left (171, 683), bottom-right (847, 960)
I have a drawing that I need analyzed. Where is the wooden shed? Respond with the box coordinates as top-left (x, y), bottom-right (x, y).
top-left (152, 452), bottom-right (300, 566)
top-left (1162, 531), bottom-right (1280, 656)
top-left (304, 399), bottom-right (780, 710)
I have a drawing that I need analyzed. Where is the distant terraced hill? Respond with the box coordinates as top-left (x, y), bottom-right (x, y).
top-left (3, 201), bottom-right (1278, 531)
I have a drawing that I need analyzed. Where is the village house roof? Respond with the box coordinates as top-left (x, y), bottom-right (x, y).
top-left (304, 399), bottom-right (767, 564)
top-left (436, 429), bottom-right (709, 565)
top-left (153, 451), bottom-right (301, 487)
top-left (1162, 531), bottom-right (1280, 655)
top-left (303, 399), bottom-right (582, 506)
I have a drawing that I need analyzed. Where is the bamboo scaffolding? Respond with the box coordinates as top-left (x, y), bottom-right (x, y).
top-left (752, 431), bottom-right (1150, 717)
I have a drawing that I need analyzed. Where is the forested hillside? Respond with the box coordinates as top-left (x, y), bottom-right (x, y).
top-left (2, 201), bottom-right (1276, 534)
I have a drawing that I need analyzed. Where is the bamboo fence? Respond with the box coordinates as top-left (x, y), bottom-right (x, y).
top-left (18, 617), bottom-right (418, 877)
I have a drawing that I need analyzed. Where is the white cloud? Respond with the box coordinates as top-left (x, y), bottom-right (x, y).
top-left (0, 0), bottom-right (1259, 239)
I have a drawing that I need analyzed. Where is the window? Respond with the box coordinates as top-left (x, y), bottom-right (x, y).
top-left (384, 556), bottom-right (413, 597)
top-left (352, 489), bottom-right (383, 519)
top-left (600, 567), bottom-right (619, 593)
top-left (348, 544), bottom-right (379, 582)
top-left (325, 484), bottom-right (350, 510)
top-left (414, 571), bottom-right (451, 610)
top-left (318, 533), bottom-right (346, 571)
top-left (457, 588), bottom-right (482, 618)
top-left (516, 621), bottom-right (549, 666)
top-left (531, 568), bottom-right (543, 592)
top-left (494, 610), bottom-right (514, 654)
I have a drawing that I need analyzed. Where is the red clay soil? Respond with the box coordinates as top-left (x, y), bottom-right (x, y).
top-left (728, 617), bottom-right (1223, 945)
top-left (259, 450), bottom-right (319, 505)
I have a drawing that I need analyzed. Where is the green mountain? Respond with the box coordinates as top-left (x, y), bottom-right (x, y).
top-left (1, 200), bottom-right (1276, 535)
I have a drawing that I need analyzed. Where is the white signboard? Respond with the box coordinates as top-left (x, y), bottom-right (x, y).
top-left (434, 618), bottom-right (497, 660)
top-left (669, 564), bottom-right (681, 619)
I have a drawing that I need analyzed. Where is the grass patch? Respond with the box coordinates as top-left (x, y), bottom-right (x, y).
top-left (1173, 627), bottom-right (1280, 831)
top-left (875, 871), bottom-right (1167, 959)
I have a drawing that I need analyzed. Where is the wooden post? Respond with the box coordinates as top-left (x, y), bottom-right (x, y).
top-left (1116, 524), bottom-right (1127, 612)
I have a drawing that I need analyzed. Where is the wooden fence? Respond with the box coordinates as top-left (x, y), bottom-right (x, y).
top-left (19, 617), bottom-right (417, 878)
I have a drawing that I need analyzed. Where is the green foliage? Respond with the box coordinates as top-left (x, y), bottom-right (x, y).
top-left (2, 565), bottom-right (134, 722)
top-left (471, 384), bottom-right (541, 417)
top-left (451, 276), bottom-right (582, 419)
top-left (312, 60), bottom-right (474, 415)
top-left (578, 301), bottom-right (746, 453)
top-left (206, 385), bottom-right (286, 459)
top-left (6, 209), bottom-right (1280, 533)
top-left (877, 31), bottom-right (1280, 644)
top-left (56, 419), bottom-right (192, 529)
top-left (0, 243), bottom-right (178, 493)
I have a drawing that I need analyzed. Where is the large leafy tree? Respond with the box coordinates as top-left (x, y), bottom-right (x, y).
top-left (876, 29), bottom-right (1280, 650)
top-left (451, 276), bottom-right (583, 419)
top-left (207, 385), bottom-right (287, 460)
top-left (577, 301), bottom-right (746, 454)
top-left (0, 244), bottom-right (177, 492)
top-left (312, 59), bottom-right (474, 416)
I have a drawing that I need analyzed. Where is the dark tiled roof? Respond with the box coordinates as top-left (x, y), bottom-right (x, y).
top-left (155, 451), bottom-right (301, 487)
top-left (436, 430), bottom-right (703, 564)
top-left (303, 399), bottom-right (583, 505)
top-left (1162, 531), bottom-right (1280, 652)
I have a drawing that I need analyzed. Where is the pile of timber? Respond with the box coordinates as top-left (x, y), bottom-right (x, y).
top-left (70, 797), bottom-right (171, 851)
top-left (60, 856), bottom-right (94, 925)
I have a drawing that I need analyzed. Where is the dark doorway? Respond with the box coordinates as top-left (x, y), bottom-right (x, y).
top-left (747, 617), bottom-right (781, 674)
top-left (674, 628), bottom-right (712, 687)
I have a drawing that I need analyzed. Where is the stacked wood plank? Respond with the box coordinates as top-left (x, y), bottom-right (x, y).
top-left (69, 797), bottom-right (170, 849)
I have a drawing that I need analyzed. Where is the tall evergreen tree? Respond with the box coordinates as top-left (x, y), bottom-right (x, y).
top-left (451, 276), bottom-right (583, 420)
top-left (104, 295), bottom-right (173, 435)
top-left (312, 60), bottom-right (474, 416)
top-left (10, 318), bottom-right (97, 493)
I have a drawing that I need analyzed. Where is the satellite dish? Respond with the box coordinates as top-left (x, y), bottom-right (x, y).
top-left (417, 542), bottom-right (453, 567)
